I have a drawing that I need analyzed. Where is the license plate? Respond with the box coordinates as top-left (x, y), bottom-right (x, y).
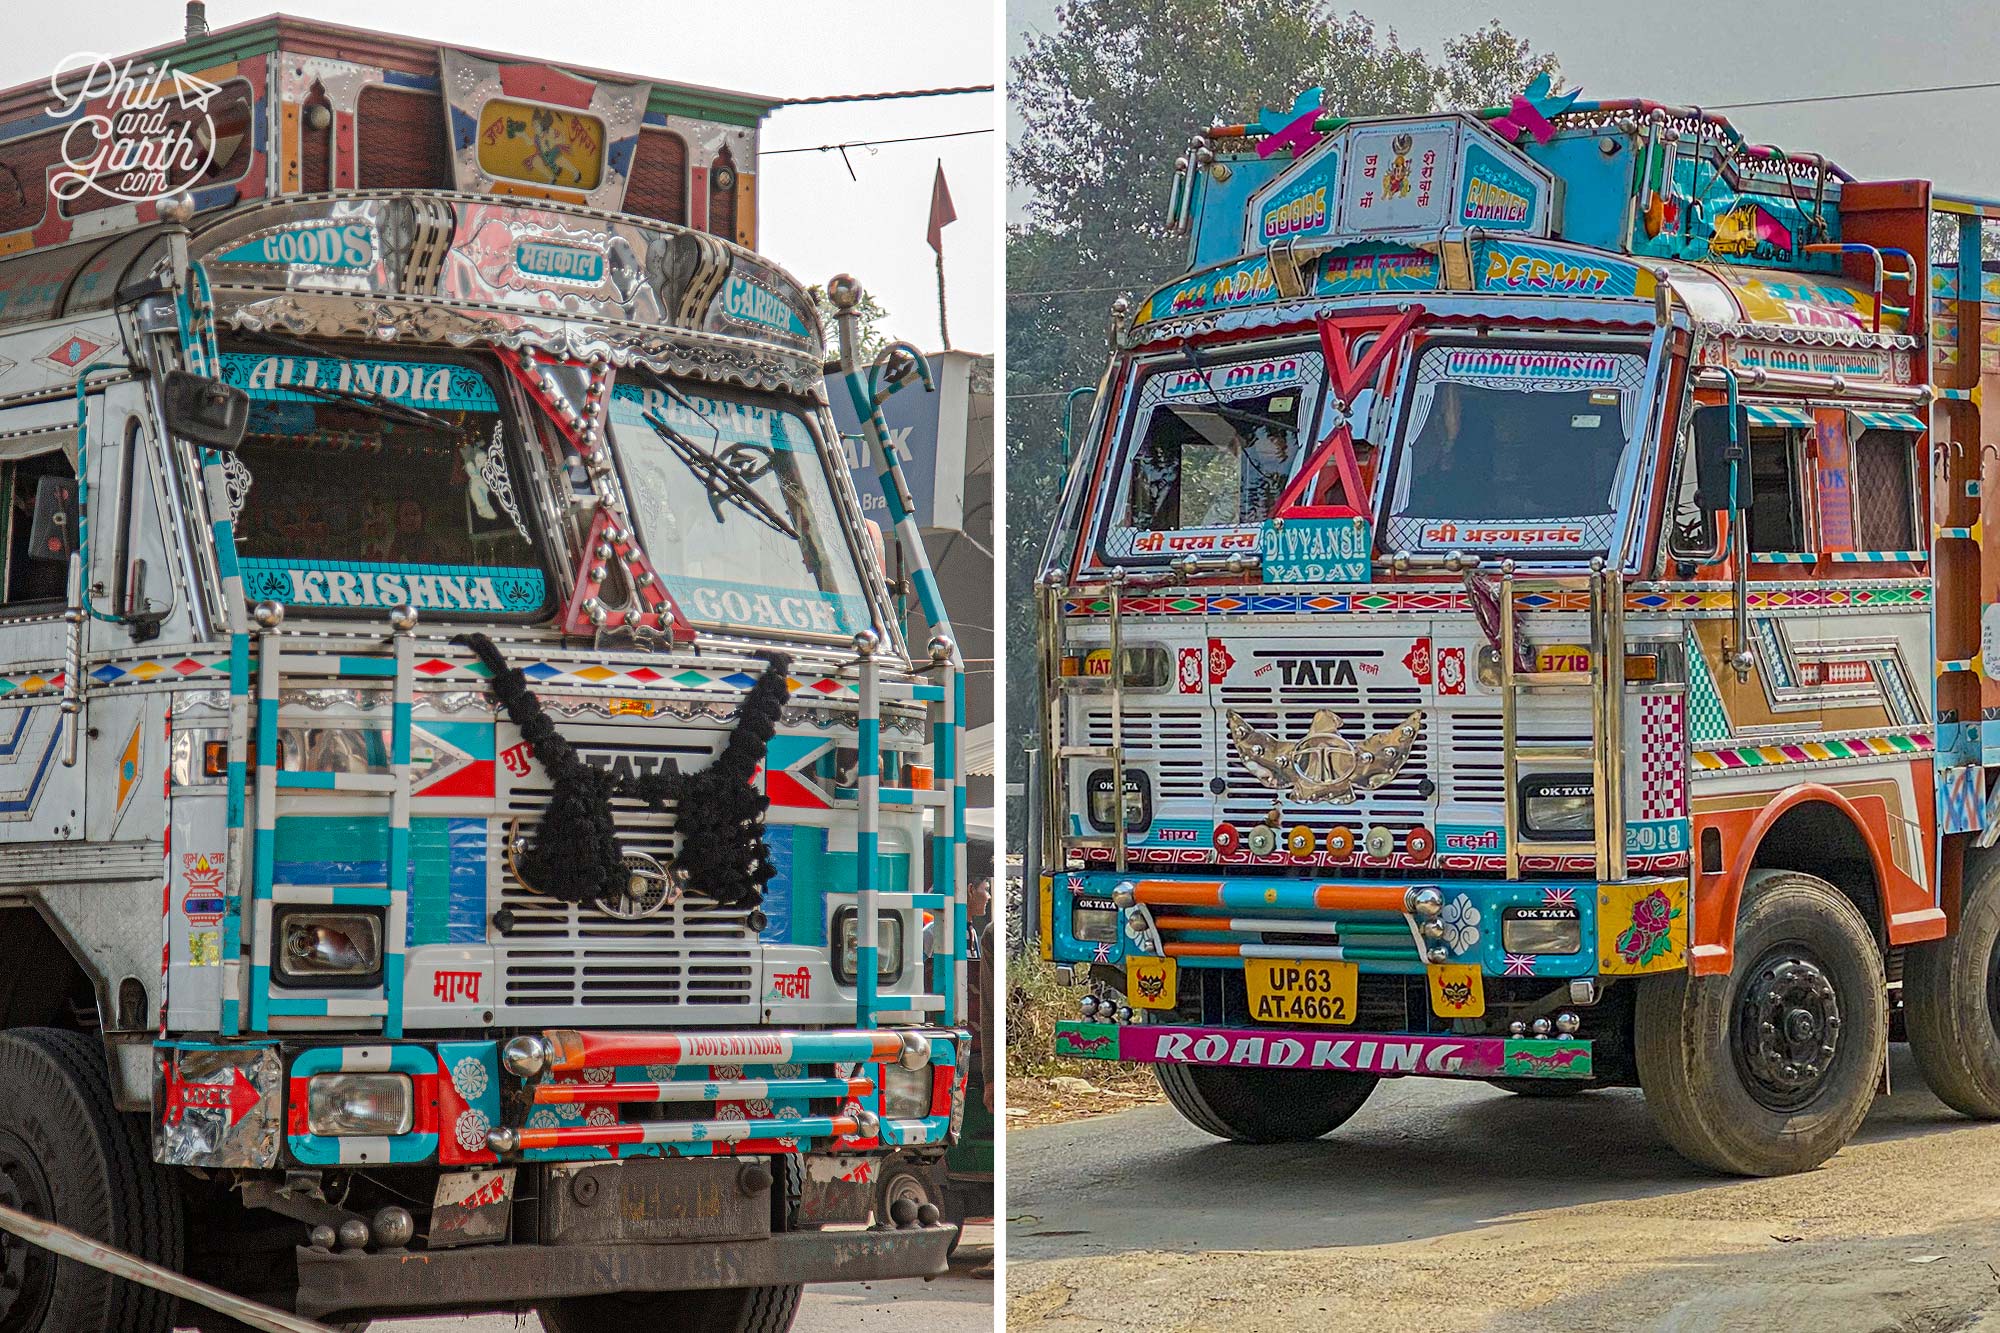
top-left (1536, 643), bottom-right (1591, 674)
top-left (1244, 958), bottom-right (1357, 1026)
top-left (429, 1168), bottom-right (514, 1249)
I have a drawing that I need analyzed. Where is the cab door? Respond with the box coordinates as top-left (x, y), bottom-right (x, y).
top-left (0, 396), bottom-right (94, 843)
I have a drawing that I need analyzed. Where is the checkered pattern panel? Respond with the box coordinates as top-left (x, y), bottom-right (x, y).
top-left (1637, 693), bottom-right (1687, 819)
top-left (1685, 629), bottom-right (1730, 745)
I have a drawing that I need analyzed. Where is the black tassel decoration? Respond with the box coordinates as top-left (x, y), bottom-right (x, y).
top-left (454, 633), bottom-right (792, 911)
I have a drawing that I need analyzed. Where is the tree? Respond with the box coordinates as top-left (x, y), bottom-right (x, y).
top-left (810, 284), bottom-right (895, 365)
top-left (1004, 3), bottom-right (1559, 848)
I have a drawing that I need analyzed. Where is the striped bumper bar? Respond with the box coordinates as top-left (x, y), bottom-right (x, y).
top-left (498, 1027), bottom-right (924, 1079)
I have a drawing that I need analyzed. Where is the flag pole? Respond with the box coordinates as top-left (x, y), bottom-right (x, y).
top-left (936, 246), bottom-right (951, 350)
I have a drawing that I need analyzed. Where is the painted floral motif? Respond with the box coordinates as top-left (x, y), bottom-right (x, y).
top-left (1440, 893), bottom-right (1481, 954)
top-left (451, 1056), bottom-right (489, 1102)
top-left (1615, 888), bottom-right (1682, 966)
top-left (454, 1109), bottom-right (490, 1152)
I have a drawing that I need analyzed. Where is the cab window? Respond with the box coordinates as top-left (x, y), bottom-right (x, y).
top-left (1746, 427), bottom-right (1809, 554)
top-left (1, 444), bottom-right (75, 607)
top-left (1851, 428), bottom-right (1918, 551)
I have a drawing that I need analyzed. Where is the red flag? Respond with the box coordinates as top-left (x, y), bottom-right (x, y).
top-left (926, 160), bottom-right (956, 254)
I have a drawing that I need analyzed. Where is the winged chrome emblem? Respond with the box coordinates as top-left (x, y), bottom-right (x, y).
top-left (1226, 708), bottom-right (1424, 804)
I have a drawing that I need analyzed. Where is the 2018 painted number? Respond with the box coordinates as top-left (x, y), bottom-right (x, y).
top-left (1244, 958), bottom-right (1358, 1026)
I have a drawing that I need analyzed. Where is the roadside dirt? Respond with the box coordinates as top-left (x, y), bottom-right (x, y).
top-left (1007, 1073), bottom-right (2000, 1332)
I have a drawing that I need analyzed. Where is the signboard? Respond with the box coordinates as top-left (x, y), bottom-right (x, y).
top-left (438, 48), bottom-right (649, 214)
top-left (829, 349), bottom-right (984, 533)
top-left (1241, 112), bottom-right (1556, 250)
top-left (1260, 516), bottom-right (1371, 583)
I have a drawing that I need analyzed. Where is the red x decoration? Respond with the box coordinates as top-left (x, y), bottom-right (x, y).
top-left (500, 349), bottom-right (696, 642)
top-left (1273, 305), bottom-right (1425, 519)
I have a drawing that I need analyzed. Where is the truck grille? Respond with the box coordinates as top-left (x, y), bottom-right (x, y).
top-left (493, 729), bottom-right (759, 1023)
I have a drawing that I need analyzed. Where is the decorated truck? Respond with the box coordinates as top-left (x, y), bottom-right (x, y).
top-left (0, 11), bottom-right (969, 1332)
top-left (1036, 79), bottom-right (2000, 1176)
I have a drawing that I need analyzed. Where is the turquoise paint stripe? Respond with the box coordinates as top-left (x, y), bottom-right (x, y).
top-left (255, 697), bottom-right (277, 764)
top-left (337, 657), bottom-right (399, 678)
top-left (391, 703), bottom-right (411, 766)
top-left (275, 771), bottom-right (337, 789)
top-left (907, 683), bottom-right (945, 702)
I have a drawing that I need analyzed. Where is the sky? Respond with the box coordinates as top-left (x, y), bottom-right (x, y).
top-left (1, 0), bottom-right (996, 355)
top-left (1009, 0), bottom-right (2000, 222)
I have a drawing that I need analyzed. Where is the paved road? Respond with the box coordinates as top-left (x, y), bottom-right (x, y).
top-left (359, 1225), bottom-right (993, 1333)
top-left (1008, 1049), bottom-right (2000, 1332)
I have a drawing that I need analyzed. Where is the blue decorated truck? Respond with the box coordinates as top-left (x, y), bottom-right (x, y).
top-left (1035, 81), bottom-right (2000, 1176)
top-left (0, 10), bottom-right (968, 1331)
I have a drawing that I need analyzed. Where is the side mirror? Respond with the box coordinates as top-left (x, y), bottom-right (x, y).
top-left (162, 370), bottom-right (250, 452)
top-left (1691, 402), bottom-right (1751, 513)
top-left (27, 474), bottom-right (78, 563)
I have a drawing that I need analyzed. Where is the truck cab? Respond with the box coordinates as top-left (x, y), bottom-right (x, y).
top-left (0, 15), bottom-right (968, 1331)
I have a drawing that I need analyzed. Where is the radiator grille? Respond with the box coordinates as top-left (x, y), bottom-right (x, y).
top-left (494, 730), bottom-right (759, 1022)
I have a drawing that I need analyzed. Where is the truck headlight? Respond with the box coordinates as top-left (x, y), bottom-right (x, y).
top-left (1085, 768), bottom-right (1151, 833)
top-left (1070, 894), bottom-right (1118, 943)
top-left (1521, 776), bottom-right (1594, 836)
top-left (832, 907), bottom-right (906, 985)
top-left (880, 1059), bottom-right (933, 1118)
top-left (1501, 907), bottom-right (1583, 955)
top-left (275, 909), bottom-right (384, 987)
top-left (306, 1073), bottom-right (413, 1136)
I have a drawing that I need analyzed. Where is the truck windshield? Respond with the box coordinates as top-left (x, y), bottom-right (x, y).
top-left (607, 377), bottom-right (871, 638)
top-left (1382, 342), bottom-right (1649, 557)
top-left (1100, 349), bottom-right (1318, 560)
top-left (221, 350), bottom-right (548, 616)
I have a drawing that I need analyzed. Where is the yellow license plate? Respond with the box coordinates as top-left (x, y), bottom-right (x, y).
top-left (1536, 643), bottom-right (1592, 674)
top-left (1244, 958), bottom-right (1358, 1026)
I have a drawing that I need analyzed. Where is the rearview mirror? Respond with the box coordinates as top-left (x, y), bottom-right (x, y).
top-left (162, 369), bottom-right (250, 451)
top-left (1691, 402), bottom-right (1751, 513)
top-left (27, 474), bottom-right (78, 563)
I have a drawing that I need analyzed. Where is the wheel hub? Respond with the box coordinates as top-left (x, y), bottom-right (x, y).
top-left (0, 1130), bottom-right (55, 1333)
top-left (1736, 952), bottom-right (1844, 1112)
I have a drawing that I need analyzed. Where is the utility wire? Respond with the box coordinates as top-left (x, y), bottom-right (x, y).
top-left (763, 128), bottom-right (995, 156)
top-left (773, 85), bottom-right (994, 106)
top-left (1710, 80), bottom-right (2000, 112)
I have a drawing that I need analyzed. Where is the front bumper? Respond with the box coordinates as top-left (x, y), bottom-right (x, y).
top-left (295, 1224), bottom-right (956, 1319)
top-left (1053, 1020), bottom-right (1593, 1081)
top-left (1046, 870), bottom-right (1689, 980)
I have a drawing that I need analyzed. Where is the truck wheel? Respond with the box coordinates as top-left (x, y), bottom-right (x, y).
top-left (539, 1284), bottom-right (802, 1333)
top-left (873, 1159), bottom-right (937, 1227)
top-left (1155, 1062), bottom-right (1377, 1143)
top-left (1634, 871), bottom-right (1885, 1176)
top-left (1905, 852), bottom-right (2000, 1116)
top-left (1485, 1078), bottom-right (1601, 1097)
top-left (0, 1027), bottom-right (183, 1333)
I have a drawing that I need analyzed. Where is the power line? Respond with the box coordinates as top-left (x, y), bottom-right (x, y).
top-left (1009, 284), bottom-right (1133, 299)
top-left (1710, 80), bottom-right (2000, 112)
top-left (762, 128), bottom-right (995, 156)
top-left (773, 85), bottom-right (994, 106)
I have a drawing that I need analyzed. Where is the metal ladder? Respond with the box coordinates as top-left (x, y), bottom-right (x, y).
top-left (247, 610), bottom-right (416, 1036)
top-left (1042, 575), bottom-right (1130, 872)
top-left (1499, 560), bottom-right (1626, 881)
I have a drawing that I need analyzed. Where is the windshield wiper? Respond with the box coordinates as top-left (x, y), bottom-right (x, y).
top-left (1176, 341), bottom-right (1299, 437)
top-left (229, 329), bottom-right (460, 432)
top-left (627, 364), bottom-right (799, 539)
top-left (641, 408), bottom-right (798, 539)
top-left (277, 380), bottom-right (460, 433)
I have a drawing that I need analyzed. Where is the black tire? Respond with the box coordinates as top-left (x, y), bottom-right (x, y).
top-left (1485, 1078), bottom-right (1602, 1097)
top-left (0, 1027), bottom-right (184, 1333)
top-left (1634, 872), bottom-right (1886, 1176)
top-left (1905, 852), bottom-right (2000, 1116)
top-left (539, 1285), bottom-right (802, 1333)
top-left (1155, 1061), bottom-right (1378, 1143)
